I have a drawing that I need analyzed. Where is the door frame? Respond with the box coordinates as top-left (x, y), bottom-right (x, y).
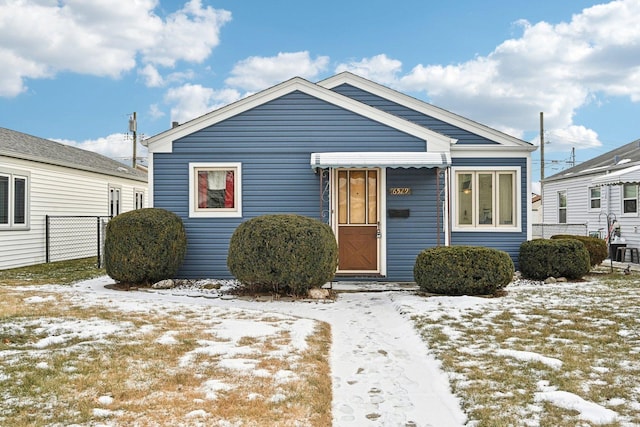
top-left (331, 167), bottom-right (387, 276)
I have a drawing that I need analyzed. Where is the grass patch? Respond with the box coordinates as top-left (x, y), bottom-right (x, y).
top-left (0, 257), bottom-right (105, 286)
top-left (411, 272), bottom-right (640, 426)
top-left (0, 285), bottom-right (331, 426)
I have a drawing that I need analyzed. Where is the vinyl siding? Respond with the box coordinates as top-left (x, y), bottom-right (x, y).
top-left (386, 168), bottom-right (444, 281)
top-left (330, 84), bottom-right (498, 145)
top-left (450, 157), bottom-right (529, 267)
top-left (542, 175), bottom-right (640, 249)
top-left (0, 157), bottom-right (147, 270)
top-left (153, 91), bottom-right (429, 279)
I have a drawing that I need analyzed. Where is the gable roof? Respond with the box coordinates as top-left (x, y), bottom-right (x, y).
top-left (143, 76), bottom-right (457, 153)
top-left (319, 72), bottom-right (536, 152)
top-left (544, 138), bottom-right (640, 183)
top-left (0, 127), bottom-right (147, 182)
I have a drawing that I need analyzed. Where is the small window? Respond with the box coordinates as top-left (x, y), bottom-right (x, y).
top-left (135, 190), bottom-right (145, 210)
top-left (623, 184), bottom-right (638, 214)
top-left (109, 186), bottom-right (121, 217)
top-left (558, 191), bottom-right (567, 223)
top-left (189, 163), bottom-right (242, 218)
top-left (0, 170), bottom-right (29, 230)
top-left (589, 187), bottom-right (601, 210)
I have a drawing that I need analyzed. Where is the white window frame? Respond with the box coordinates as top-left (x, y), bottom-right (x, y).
top-left (622, 183), bottom-right (638, 216)
top-left (109, 185), bottom-right (121, 217)
top-left (0, 169), bottom-right (30, 230)
top-left (451, 166), bottom-right (521, 232)
top-left (558, 190), bottom-right (567, 224)
top-left (134, 189), bottom-right (145, 210)
top-left (189, 162), bottom-right (242, 218)
top-left (589, 187), bottom-right (601, 211)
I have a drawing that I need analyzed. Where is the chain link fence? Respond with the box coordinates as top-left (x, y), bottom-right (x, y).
top-left (46, 216), bottom-right (111, 266)
top-left (532, 223), bottom-right (588, 239)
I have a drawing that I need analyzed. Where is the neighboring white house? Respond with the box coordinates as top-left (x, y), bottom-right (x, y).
top-left (0, 127), bottom-right (147, 270)
top-left (541, 138), bottom-right (640, 253)
top-left (531, 193), bottom-right (542, 224)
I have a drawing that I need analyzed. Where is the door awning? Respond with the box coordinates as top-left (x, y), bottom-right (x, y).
top-left (310, 152), bottom-right (451, 169)
top-left (591, 165), bottom-right (640, 186)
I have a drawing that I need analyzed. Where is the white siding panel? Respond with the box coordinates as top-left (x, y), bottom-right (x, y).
top-left (0, 157), bottom-right (147, 270)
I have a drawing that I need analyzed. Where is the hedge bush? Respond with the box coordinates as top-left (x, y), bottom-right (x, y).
top-left (519, 239), bottom-right (590, 281)
top-left (550, 234), bottom-right (607, 266)
top-left (413, 246), bottom-right (514, 296)
top-left (104, 208), bottom-right (187, 285)
top-left (227, 214), bottom-right (338, 295)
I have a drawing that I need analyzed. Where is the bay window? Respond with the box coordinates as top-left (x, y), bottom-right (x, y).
top-left (0, 170), bottom-right (29, 229)
top-left (455, 169), bottom-right (518, 229)
top-left (189, 162), bottom-right (242, 218)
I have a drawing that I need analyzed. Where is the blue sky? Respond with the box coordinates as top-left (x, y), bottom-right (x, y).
top-left (2, 0), bottom-right (640, 191)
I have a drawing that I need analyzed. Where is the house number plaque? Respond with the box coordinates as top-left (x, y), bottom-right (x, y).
top-left (389, 187), bottom-right (411, 195)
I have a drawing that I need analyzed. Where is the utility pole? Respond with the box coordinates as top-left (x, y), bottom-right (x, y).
top-left (540, 112), bottom-right (544, 182)
top-left (571, 147), bottom-right (576, 167)
top-left (129, 112), bottom-right (137, 168)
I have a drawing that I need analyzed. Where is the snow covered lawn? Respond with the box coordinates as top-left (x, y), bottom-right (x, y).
top-left (405, 274), bottom-right (640, 426)
top-left (1, 272), bottom-right (639, 426)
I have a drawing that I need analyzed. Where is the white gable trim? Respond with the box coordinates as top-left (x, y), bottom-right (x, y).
top-left (144, 77), bottom-right (455, 154)
top-left (320, 72), bottom-right (535, 151)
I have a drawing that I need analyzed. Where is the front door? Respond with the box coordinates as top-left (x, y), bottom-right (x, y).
top-left (336, 169), bottom-right (380, 273)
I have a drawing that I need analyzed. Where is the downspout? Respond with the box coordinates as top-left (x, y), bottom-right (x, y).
top-left (446, 167), bottom-right (452, 246)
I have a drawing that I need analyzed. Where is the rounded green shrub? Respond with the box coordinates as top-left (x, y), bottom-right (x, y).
top-left (413, 246), bottom-right (514, 296)
top-left (519, 239), bottom-right (590, 281)
top-left (227, 214), bottom-right (338, 295)
top-left (104, 208), bottom-right (187, 285)
top-left (550, 234), bottom-right (607, 267)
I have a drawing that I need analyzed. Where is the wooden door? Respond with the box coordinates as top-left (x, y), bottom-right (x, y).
top-left (337, 169), bottom-right (379, 272)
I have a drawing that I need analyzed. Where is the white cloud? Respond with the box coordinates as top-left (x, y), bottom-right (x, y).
top-left (225, 51), bottom-right (329, 92)
top-left (0, 0), bottom-right (230, 96)
top-left (148, 104), bottom-right (165, 120)
top-left (544, 125), bottom-right (601, 150)
top-left (335, 54), bottom-right (402, 86)
top-left (335, 0), bottom-right (640, 151)
top-left (164, 83), bottom-right (241, 124)
top-left (139, 64), bottom-right (164, 88)
top-left (141, 0), bottom-right (231, 67)
top-left (53, 133), bottom-right (148, 163)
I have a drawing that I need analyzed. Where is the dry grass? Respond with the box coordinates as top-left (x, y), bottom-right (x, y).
top-left (0, 257), bottom-right (104, 286)
top-left (411, 272), bottom-right (640, 427)
top-left (0, 285), bottom-right (332, 426)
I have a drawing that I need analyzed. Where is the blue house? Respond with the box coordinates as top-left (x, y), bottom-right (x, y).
top-left (143, 72), bottom-right (536, 281)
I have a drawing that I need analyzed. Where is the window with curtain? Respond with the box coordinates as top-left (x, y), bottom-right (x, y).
top-left (455, 170), bottom-right (517, 228)
top-left (0, 170), bottom-right (29, 229)
top-left (190, 163), bottom-right (242, 218)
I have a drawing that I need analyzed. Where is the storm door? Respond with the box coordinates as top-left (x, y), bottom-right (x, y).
top-left (336, 169), bottom-right (380, 273)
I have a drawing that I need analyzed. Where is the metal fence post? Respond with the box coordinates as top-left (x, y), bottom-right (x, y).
top-left (97, 216), bottom-right (101, 268)
top-left (45, 215), bottom-right (50, 263)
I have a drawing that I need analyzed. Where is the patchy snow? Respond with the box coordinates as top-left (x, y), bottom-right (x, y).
top-left (29, 276), bottom-right (467, 426)
top-left (5, 274), bottom-right (639, 426)
top-left (536, 381), bottom-right (619, 424)
top-left (496, 349), bottom-right (563, 369)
